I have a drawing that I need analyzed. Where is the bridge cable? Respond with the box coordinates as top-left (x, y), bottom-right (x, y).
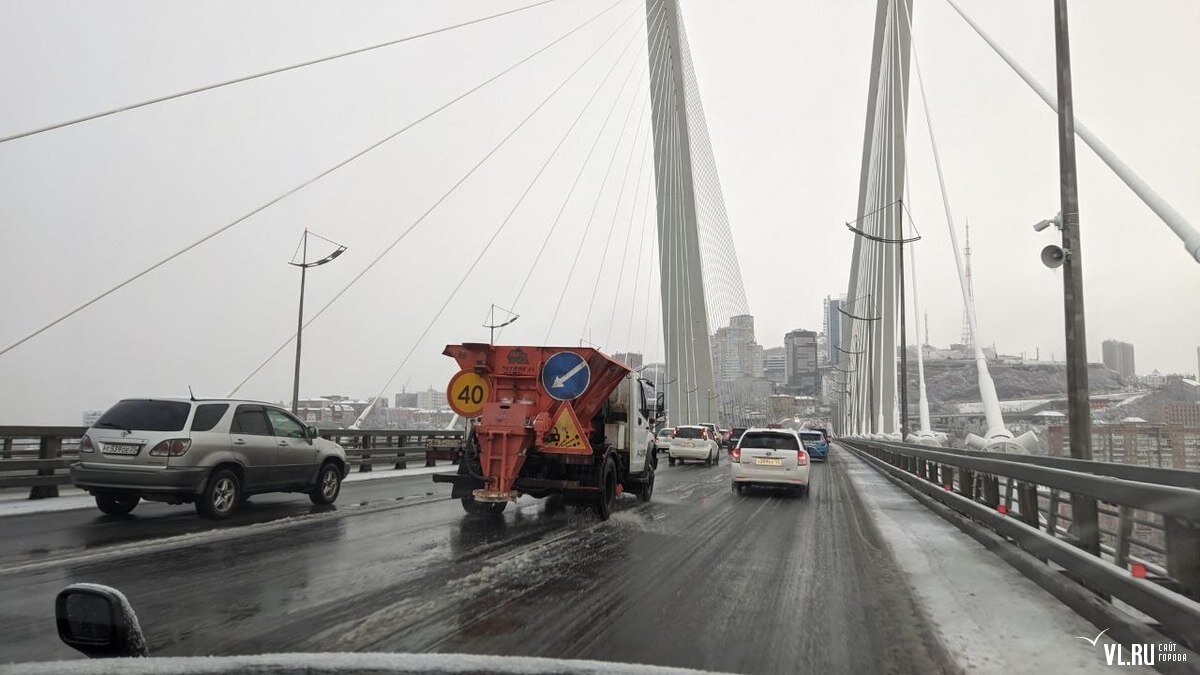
top-left (0, 0), bottom-right (570, 145)
top-left (500, 14), bottom-right (652, 331)
top-left (0, 0), bottom-right (628, 360)
top-left (227, 5), bottom-right (642, 395)
top-left (579, 101), bottom-right (651, 340)
top-left (346, 24), bottom-right (647, 425)
top-left (542, 67), bottom-right (649, 341)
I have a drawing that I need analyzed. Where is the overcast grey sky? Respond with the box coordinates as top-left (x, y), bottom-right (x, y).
top-left (1, 0), bottom-right (1197, 424)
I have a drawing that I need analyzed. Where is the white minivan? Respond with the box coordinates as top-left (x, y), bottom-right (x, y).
top-left (668, 425), bottom-right (720, 466)
top-left (729, 427), bottom-right (810, 497)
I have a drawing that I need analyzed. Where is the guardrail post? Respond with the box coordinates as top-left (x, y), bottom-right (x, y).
top-left (1114, 505), bottom-right (1133, 569)
top-left (1163, 516), bottom-right (1200, 599)
top-left (1046, 489), bottom-right (1060, 536)
top-left (425, 433), bottom-right (437, 467)
top-left (940, 464), bottom-right (954, 491)
top-left (1003, 478), bottom-right (1014, 512)
top-left (2, 437), bottom-right (11, 459)
top-left (358, 434), bottom-right (372, 472)
top-left (29, 435), bottom-right (61, 499)
top-left (392, 435), bottom-right (407, 470)
top-left (1018, 483), bottom-right (1040, 527)
top-left (960, 468), bottom-right (974, 499)
top-left (982, 476), bottom-right (999, 509)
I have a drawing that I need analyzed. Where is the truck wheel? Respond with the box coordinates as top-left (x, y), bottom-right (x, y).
top-left (668, 457), bottom-right (676, 466)
top-left (596, 455), bottom-right (617, 520)
top-left (95, 493), bottom-right (139, 516)
top-left (461, 496), bottom-right (507, 516)
top-left (638, 464), bottom-right (655, 503)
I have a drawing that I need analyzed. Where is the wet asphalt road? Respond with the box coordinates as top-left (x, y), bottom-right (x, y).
top-left (0, 449), bottom-right (958, 674)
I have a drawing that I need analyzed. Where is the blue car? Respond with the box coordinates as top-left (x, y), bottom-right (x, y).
top-left (799, 430), bottom-right (829, 461)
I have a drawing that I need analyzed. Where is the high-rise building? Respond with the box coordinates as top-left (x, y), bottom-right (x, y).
top-left (82, 410), bottom-right (103, 426)
top-left (763, 347), bottom-right (786, 384)
top-left (784, 329), bottom-right (819, 395)
top-left (824, 296), bottom-right (843, 366)
top-left (1196, 345), bottom-right (1199, 379)
top-left (1102, 339), bottom-right (1136, 380)
top-left (711, 315), bottom-right (763, 380)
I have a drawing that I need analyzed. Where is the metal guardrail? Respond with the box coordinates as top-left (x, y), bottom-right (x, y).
top-left (840, 437), bottom-right (1200, 652)
top-left (0, 426), bottom-right (464, 499)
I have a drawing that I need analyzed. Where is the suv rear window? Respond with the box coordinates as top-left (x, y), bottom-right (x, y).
top-left (674, 426), bottom-right (704, 439)
top-left (190, 404), bottom-right (229, 432)
top-left (741, 432), bottom-right (800, 451)
top-left (800, 432), bottom-right (824, 443)
top-left (95, 400), bottom-right (190, 432)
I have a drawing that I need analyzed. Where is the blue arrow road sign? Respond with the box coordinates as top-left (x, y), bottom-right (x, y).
top-left (541, 351), bottom-right (591, 401)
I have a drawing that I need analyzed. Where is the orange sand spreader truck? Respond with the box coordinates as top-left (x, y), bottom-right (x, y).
top-left (432, 343), bottom-right (664, 520)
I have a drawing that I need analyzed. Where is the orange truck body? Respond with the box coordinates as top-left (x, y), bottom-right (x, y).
top-left (441, 343), bottom-right (632, 502)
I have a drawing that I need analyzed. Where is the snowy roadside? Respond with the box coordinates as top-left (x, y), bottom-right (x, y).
top-left (837, 446), bottom-right (1153, 674)
top-left (0, 464), bottom-right (451, 519)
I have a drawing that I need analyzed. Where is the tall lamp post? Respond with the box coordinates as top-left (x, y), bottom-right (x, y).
top-left (289, 229), bottom-right (347, 415)
top-left (1051, 0), bottom-right (1099, 556)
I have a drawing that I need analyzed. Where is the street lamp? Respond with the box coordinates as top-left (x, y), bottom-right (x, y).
top-left (289, 229), bottom-right (347, 415)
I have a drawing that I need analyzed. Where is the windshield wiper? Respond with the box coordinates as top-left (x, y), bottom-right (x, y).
top-left (94, 421), bottom-right (132, 432)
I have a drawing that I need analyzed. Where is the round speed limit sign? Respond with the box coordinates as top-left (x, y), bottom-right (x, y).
top-left (446, 370), bottom-right (490, 417)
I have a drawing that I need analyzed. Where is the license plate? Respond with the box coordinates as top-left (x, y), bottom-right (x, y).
top-left (754, 457), bottom-right (783, 466)
top-left (426, 439), bottom-right (460, 448)
top-left (102, 443), bottom-right (140, 455)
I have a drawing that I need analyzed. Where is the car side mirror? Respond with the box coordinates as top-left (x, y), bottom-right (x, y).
top-left (56, 583), bottom-right (148, 658)
top-left (655, 392), bottom-right (666, 415)
top-left (306, 425), bottom-right (319, 440)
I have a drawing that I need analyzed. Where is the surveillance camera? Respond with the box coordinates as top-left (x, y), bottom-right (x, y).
top-left (1033, 219), bottom-right (1053, 232)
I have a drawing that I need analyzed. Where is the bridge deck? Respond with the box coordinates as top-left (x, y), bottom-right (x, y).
top-left (0, 448), bottom-right (1144, 673)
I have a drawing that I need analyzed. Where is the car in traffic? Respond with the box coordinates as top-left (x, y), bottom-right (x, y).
top-left (667, 424), bottom-right (719, 466)
top-left (798, 429), bottom-right (829, 461)
top-left (729, 427), bottom-right (810, 497)
top-left (728, 426), bottom-right (748, 449)
top-left (652, 427), bottom-right (675, 454)
top-left (72, 398), bottom-right (349, 519)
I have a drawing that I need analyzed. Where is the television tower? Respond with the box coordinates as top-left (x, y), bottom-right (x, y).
top-left (959, 218), bottom-right (975, 348)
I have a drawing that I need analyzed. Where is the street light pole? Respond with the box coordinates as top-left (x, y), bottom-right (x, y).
top-left (1053, 0), bottom-right (1100, 555)
top-left (292, 232), bottom-right (308, 414)
top-left (288, 229), bottom-right (347, 416)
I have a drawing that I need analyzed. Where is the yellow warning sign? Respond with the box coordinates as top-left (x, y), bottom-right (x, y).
top-left (446, 370), bottom-right (490, 417)
top-left (543, 403), bottom-right (592, 455)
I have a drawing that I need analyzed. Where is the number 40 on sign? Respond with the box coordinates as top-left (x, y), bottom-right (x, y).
top-left (446, 370), bottom-right (491, 417)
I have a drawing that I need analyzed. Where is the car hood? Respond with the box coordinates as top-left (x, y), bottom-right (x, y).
top-left (8, 653), bottom-right (731, 674)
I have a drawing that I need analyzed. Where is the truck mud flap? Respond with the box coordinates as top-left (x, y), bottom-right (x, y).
top-left (432, 471), bottom-right (484, 499)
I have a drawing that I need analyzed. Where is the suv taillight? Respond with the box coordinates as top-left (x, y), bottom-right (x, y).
top-left (730, 447), bottom-right (741, 463)
top-left (79, 434), bottom-right (94, 453)
top-left (797, 451), bottom-right (809, 466)
top-left (148, 439), bottom-right (191, 457)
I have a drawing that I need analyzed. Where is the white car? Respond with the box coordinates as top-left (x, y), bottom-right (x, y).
top-left (730, 427), bottom-right (810, 497)
top-left (652, 427), bottom-right (675, 454)
top-left (668, 425), bottom-right (720, 466)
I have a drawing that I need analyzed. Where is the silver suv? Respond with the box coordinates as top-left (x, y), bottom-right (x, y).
top-left (72, 398), bottom-right (348, 519)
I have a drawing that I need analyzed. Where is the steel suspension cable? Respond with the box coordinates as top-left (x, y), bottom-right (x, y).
top-left (1, 0), bottom-right (629, 359)
top-left (0, 0), bottom-right (569, 145)
top-left (347, 22), bottom-right (645, 426)
top-left (227, 6), bottom-right (641, 395)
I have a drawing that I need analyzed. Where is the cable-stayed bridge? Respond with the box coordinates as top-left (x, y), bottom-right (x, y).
top-left (0, 1), bottom-right (1197, 671)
